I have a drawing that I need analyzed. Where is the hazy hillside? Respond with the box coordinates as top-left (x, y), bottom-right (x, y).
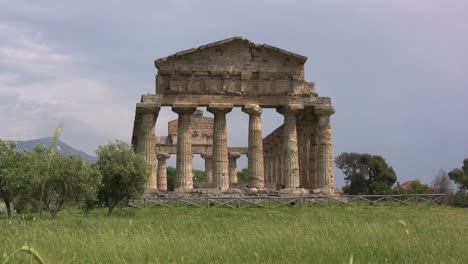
top-left (16, 137), bottom-right (97, 162)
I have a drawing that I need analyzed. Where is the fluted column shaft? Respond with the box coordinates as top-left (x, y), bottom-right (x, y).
top-left (277, 105), bottom-right (303, 188)
top-left (173, 106), bottom-right (197, 191)
top-left (137, 107), bottom-right (160, 190)
top-left (264, 148), bottom-right (271, 184)
top-left (272, 148), bottom-right (278, 187)
top-left (242, 104), bottom-right (265, 189)
top-left (228, 152), bottom-right (241, 187)
top-left (208, 104), bottom-right (233, 190)
top-left (201, 153), bottom-right (213, 188)
top-left (157, 153), bottom-right (170, 191)
top-left (299, 111), bottom-right (315, 189)
top-left (316, 111), bottom-right (334, 194)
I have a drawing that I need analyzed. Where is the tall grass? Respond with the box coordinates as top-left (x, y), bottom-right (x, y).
top-left (1, 207), bottom-right (467, 263)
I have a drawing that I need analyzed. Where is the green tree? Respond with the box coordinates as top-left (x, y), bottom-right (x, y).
top-left (167, 166), bottom-right (176, 191)
top-left (33, 148), bottom-right (101, 218)
top-left (237, 168), bottom-right (249, 184)
top-left (335, 152), bottom-right (397, 195)
top-left (193, 169), bottom-right (206, 183)
top-left (96, 141), bottom-right (149, 215)
top-left (448, 159), bottom-right (468, 193)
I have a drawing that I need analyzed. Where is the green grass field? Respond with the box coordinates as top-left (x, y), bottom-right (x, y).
top-left (1, 206), bottom-right (467, 263)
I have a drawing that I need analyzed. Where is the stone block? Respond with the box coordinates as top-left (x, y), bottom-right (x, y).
top-left (206, 78), bottom-right (223, 94)
top-left (169, 78), bottom-right (186, 93)
top-left (275, 80), bottom-right (290, 95)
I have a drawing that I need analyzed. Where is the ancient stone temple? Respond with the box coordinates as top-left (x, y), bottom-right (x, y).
top-left (131, 37), bottom-right (335, 195)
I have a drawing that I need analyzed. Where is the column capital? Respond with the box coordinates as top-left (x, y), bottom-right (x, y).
top-left (207, 103), bottom-right (233, 114)
top-left (314, 107), bottom-right (335, 117)
top-left (200, 152), bottom-right (213, 159)
top-left (276, 104), bottom-right (304, 115)
top-left (242, 104), bottom-right (262, 115)
top-left (172, 104), bottom-right (197, 115)
top-left (157, 152), bottom-right (170, 160)
top-left (228, 152), bottom-right (241, 160)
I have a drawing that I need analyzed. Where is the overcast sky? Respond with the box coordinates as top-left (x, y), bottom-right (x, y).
top-left (1, 0), bottom-right (467, 187)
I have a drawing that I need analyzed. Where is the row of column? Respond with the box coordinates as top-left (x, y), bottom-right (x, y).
top-left (152, 151), bottom-right (241, 191)
top-left (170, 103), bottom-right (264, 191)
top-left (139, 103), bottom-right (333, 193)
top-left (200, 152), bottom-right (240, 188)
top-left (263, 109), bottom-right (334, 192)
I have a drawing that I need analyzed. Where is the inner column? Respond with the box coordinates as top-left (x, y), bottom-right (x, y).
top-left (208, 103), bottom-right (233, 191)
top-left (157, 153), bottom-right (170, 191)
top-left (228, 152), bottom-right (241, 187)
top-left (201, 152), bottom-right (213, 188)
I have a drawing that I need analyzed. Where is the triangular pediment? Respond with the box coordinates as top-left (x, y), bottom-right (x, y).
top-left (155, 37), bottom-right (307, 68)
top-left (154, 37), bottom-right (315, 97)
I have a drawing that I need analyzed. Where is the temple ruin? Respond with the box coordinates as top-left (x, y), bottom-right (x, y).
top-left (131, 37), bottom-right (335, 195)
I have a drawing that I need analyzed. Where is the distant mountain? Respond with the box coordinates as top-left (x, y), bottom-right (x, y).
top-left (16, 137), bottom-right (97, 162)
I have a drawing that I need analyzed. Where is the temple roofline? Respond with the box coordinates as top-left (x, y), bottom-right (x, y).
top-left (154, 36), bottom-right (307, 68)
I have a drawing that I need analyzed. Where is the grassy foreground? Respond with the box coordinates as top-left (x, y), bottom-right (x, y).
top-left (1, 206), bottom-right (467, 263)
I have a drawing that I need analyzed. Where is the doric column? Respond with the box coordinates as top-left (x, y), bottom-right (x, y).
top-left (201, 153), bottom-right (213, 188)
top-left (277, 104), bottom-right (304, 189)
top-left (208, 103), bottom-right (233, 190)
top-left (298, 110), bottom-right (315, 189)
top-left (136, 106), bottom-right (160, 190)
top-left (316, 109), bottom-right (335, 194)
top-left (228, 152), bottom-right (241, 187)
top-left (157, 153), bottom-right (170, 191)
top-left (242, 104), bottom-right (265, 189)
top-left (272, 146), bottom-right (278, 187)
top-left (263, 146), bottom-right (271, 185)
top-left (172, 104), bottom-right (197, 191)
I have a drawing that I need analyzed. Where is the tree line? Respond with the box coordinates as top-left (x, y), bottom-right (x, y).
top-left (2, 135), bottom-right (467, 219)
top-left (335, 152), bottom-right (468, 206)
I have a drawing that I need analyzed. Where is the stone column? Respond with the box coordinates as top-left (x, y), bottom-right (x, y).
top-left (299, 110), bottom-right (315, 189)
top-left (201, 153), bottom-right (213, 188)
top-left (316, 109), bottom-right (335, 194)
top-left (309, 116), bottom-right (318, 189)
top-left (277, 104), bottom-right (304, 189)
top-left (136, 106), bottom-right (160, 190)
top-left (242, 104), bottom-right (265, 189)
top-left (228, 152), bottom-right (241, 187)
top-left (208, 103), bottom-right (233, 190)
top-left (157, 153), bottom-right (170, 191)
top-left (272, 147), bottom-right (278, 187)
top-left (263, 147), bottom-right (271, 185)
top-left (172, 105), bottom-right (197, 191)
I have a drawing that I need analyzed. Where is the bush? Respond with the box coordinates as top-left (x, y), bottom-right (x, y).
top-left (448, 193), bottom-right (468, 208)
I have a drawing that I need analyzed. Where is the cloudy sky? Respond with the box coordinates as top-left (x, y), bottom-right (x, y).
top-left (1, 0), bottom-right (467, 187)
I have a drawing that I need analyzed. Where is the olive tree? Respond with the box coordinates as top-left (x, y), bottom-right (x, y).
top-left (96, 141), bottom-right (149, 215)
top-left (30, 145), bottom-right (102, 218)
